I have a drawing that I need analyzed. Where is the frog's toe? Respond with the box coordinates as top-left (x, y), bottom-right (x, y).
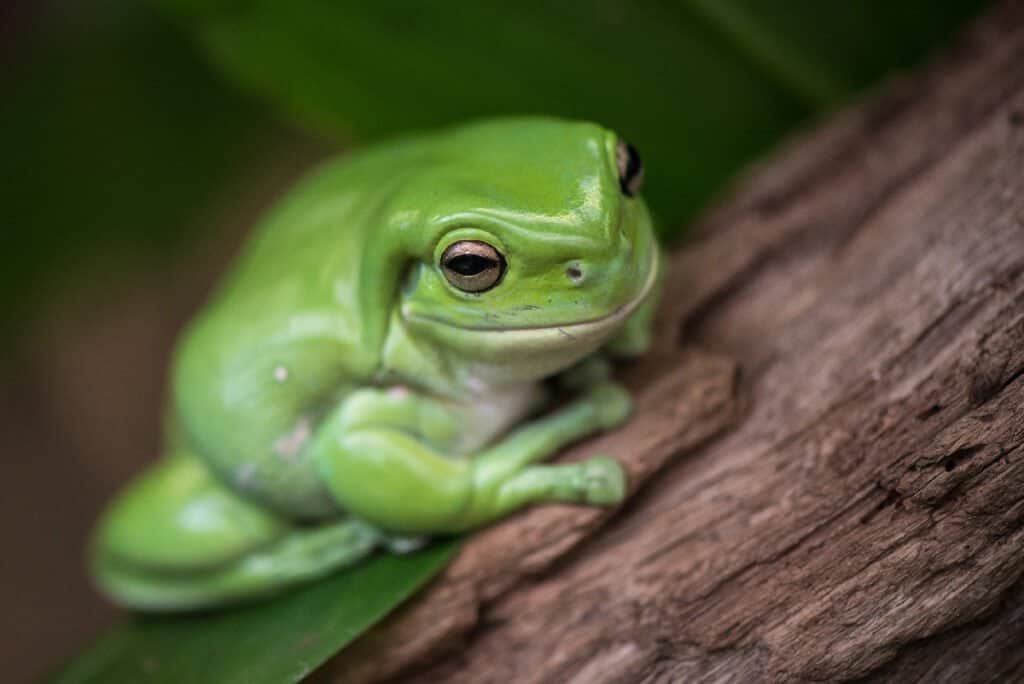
top-left (588, 382), bottom-right (633, 430)
top-left (580, 456), bottom-right (627, 506)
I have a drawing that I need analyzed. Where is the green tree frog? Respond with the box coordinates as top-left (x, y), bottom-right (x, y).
top-left (92, 117), bottom-right (661, 610)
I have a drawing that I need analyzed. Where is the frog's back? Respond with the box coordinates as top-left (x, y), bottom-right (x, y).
top-left (212, 138), bottom-right (436, 357)
top-left (170, 137), bottom-right (433, 517)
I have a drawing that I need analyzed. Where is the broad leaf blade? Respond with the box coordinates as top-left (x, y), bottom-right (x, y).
top-left (1, 1), bottom-right (288, 335)
top-left (156, 0), bottom-right (988, 234)
top-left (160, 0), bottom-right (811, 234)
top-left (50, 540), bottom-right (460, 684)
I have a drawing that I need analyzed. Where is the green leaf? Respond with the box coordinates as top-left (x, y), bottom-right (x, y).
top-left (49, 540), bottom-right (460, 684)
top-left (1, 0), bottom-right (292, 338)
top-left (156, 0), bottom-right (988, 234)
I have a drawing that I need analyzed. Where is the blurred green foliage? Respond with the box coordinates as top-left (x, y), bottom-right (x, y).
top-left (161, 0), bottom-right (989, 229)
top-left (2, 0), bottom-right (989, 338)
top-left (1, 0), bottom-right (297, 335)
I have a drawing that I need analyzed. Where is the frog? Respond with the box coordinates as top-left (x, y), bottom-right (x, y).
top-left (91, 117), bottom-right (661, 610)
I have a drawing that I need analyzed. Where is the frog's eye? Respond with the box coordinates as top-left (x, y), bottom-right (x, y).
top-left (616, 139), bottom-right (644, 198)
top-left (440, 240), bottom-right (506, 293)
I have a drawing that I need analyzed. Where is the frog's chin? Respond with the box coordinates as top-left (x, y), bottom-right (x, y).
top-left (403, 252), bottom-right (658, 381)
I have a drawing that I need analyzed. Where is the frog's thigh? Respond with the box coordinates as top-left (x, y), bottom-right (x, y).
top-left (97, 450), bottom-right (287, 570)
top-left (314, 426), bottom-right (468, 534)
top-left (313, 385), bottom-right (628, 534)
top-left (318, 427), bottom-right (626, 534)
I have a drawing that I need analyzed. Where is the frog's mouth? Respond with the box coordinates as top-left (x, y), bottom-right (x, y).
top-left (405, 246), bottom-right (659, 353)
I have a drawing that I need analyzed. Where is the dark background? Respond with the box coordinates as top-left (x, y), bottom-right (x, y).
top-left (1, 1), bottom-right (990, 680)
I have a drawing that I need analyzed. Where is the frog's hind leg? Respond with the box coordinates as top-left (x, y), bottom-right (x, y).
top-left (93, 450), bottom-right (381, 611)
top-left (94, 517), bottom-right (380, 611)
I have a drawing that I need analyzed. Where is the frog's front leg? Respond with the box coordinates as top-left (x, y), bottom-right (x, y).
top-left (605, 260), bottom-right (661, 359)
top-left (314, 383), bottom-right (631, 534)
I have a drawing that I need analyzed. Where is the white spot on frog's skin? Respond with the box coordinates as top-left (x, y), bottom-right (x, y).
top-left (384, 535), bottom-right (429, 554)
top-left (274, 417), bottom-right (312, 462)
top-left (273, 365), bottom-right (289, 383)
top-left (181, 498), bottom-right (227, 529)
top-left (463, 374), bottom-right (488, 394)
top-left (387, 385), bottom-right (410, 400)
top-left (235, 462), bottom-right (257, 489)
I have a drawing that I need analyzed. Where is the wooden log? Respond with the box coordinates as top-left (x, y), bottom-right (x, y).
top-left (320, 2), bottom-right (1024, 681)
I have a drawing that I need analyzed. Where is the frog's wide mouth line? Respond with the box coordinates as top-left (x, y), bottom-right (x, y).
top-left (404, 247), bottom-right (659, 336)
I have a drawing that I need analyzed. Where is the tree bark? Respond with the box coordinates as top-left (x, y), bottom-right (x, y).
top-left (320, 2), bottom-right (1024, 681)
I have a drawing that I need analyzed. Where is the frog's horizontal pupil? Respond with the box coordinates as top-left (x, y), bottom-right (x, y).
top-left (447, 254), bottom-right (494, 276)
top-left (440, 239), bottom-right (505, 292)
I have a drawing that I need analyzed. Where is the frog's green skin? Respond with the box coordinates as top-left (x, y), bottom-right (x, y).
top-left (93, 117), bottom-right (661, 610)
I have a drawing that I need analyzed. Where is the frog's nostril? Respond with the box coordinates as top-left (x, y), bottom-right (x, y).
top-left (566, 264), bottom-right (584, 284)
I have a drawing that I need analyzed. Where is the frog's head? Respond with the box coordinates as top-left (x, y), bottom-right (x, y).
top-left (393, 117), bottom-right (659, 386)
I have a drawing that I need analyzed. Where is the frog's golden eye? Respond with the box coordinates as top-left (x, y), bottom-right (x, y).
top-left (440, 240), bottom-right (506, 293)
top-left (616, 139), bottom-right (644, 198)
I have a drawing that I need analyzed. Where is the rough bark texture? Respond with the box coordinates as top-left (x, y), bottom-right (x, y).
top-left (320, 3), bottom-right (1024, 682)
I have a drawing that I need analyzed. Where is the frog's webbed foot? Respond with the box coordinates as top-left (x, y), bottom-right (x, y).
top-left (586, 381), bottom-right (632, 429)
top-left (486, 454), bottom-right (626, 516)
top-left (577, 456), bottom-right (627, 504)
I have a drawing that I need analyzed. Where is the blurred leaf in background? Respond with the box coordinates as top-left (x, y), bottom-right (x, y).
top-left (0, 0), bottom-right (304, 342)
top-left (159, 0), bottom-right (990, 233)
top-left (0, 0), bottom-right (990, 344)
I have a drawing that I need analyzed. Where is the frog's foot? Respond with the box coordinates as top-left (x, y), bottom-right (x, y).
top-left (455, 456), bottom-right (628, 530)
top-left (587, 381), bottom-right (633, 430)
top-left (93, 452), bottom-right (382, 611)
top-left (577, 456), bottom-right (627, 505)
